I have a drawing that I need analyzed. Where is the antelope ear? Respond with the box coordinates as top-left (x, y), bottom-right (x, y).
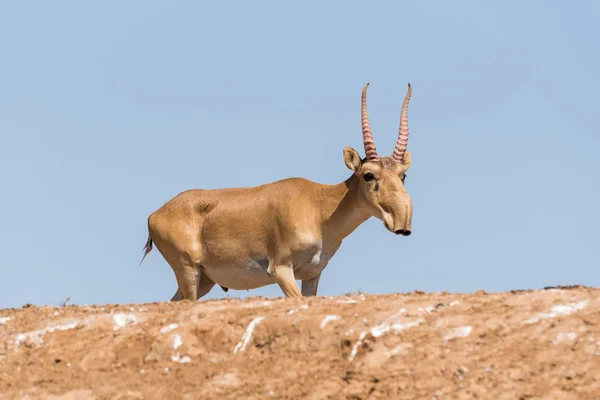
top-left (401, 151), bottom-right (412, 170)
top-left (343, 147), bottom-right (362, 172)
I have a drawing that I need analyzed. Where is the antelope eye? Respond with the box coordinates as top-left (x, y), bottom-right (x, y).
top-left (402, 174), bottom-right (407, 184)
top-left (363, 173), bottom-right (375, 182)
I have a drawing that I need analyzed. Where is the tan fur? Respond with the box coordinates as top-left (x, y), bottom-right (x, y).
top-left (141, 149), bottom-right (413, 301)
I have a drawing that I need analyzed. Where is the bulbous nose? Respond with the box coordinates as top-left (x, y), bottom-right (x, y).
top-left (393, 205), bottom-right (412, 236)
top-left (385, 196), bottom-right (412, 237)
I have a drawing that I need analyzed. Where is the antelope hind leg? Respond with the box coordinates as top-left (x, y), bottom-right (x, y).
top-left (171, 270), bottom-right (216, 301)
top-left (170, 263), bottom-right (198, 301)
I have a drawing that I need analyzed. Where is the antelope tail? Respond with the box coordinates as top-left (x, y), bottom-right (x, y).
top-left (139, 235), bottom-right (153, 266)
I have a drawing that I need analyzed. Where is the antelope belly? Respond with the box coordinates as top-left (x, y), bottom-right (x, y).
top-left (202, 258), bottom-right (273, 290)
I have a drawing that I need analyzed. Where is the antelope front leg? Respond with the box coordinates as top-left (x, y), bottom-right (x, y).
top-left (267, 262), bottom-right (302, 298)
top-left (301, 273), bottom-right (321, 296)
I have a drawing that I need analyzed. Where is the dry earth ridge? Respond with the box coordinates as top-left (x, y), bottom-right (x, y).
top-left (1, 286), bottom-right (599, 399)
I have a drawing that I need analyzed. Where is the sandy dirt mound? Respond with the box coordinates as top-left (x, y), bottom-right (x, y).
top-left (1, 286), bottom-right (599, 399)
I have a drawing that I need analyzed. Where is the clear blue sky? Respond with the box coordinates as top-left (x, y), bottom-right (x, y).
top-left (1, 1), bottom-right (598, 308)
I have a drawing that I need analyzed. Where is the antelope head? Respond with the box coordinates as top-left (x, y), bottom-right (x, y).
top-left (343, 82), bottom-right (414, 236)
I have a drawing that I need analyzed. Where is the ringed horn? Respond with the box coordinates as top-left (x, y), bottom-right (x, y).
top-left (361, 82), bottom-right (413, 163)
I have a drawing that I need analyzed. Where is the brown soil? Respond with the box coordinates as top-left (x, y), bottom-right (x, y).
top-left (1, 286), bottom-right (599, 399)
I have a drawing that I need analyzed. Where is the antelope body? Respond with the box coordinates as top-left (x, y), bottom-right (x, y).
top-left (141, 83), bottom-right (416, 301)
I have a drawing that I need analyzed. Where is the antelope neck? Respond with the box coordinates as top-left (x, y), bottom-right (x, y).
top-left (319, 175), bottom-right (371, 247)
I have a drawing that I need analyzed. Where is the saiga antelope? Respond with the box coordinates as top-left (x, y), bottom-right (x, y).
top-left (140, 82), bottom-right (415, 301)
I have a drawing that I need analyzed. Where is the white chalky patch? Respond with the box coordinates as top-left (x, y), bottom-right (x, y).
top-left (173, 334), bottom-right (183, 350)
top-left (286, 304), bottom-right (309, 315)
top-left (337, 299), bottom-right (357, 304)
top-left (371, 320), bottom-right (422, 338)
top-left (233, 316), bottom-right (265, 354)
top-left (524, 300), bottom-right (588, 324)
top-left (553, 332), bottom-right (577, 345)
top-left (0, 317), bottom-right (11, 325)
top-left (349, 308), bottom-right (422, 361)
top-left (443, 326), bottom-right (473, 342)
top-left (349, 331), bottom-right (369, 361)
top-left (112, 313), bottom-right (138, 331)
top-left (320, 315), bottom-right (341, 329)
top-left (171, 352), bottom-right (191, 363)
top-left (160, 323), bottom-right (179, 334)
top-left (419, 305), bottom-right (435, 314)
top-left (56, 322), bottom-right (79, 331)
top-left (14, 322), bottom-right (79, 348)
